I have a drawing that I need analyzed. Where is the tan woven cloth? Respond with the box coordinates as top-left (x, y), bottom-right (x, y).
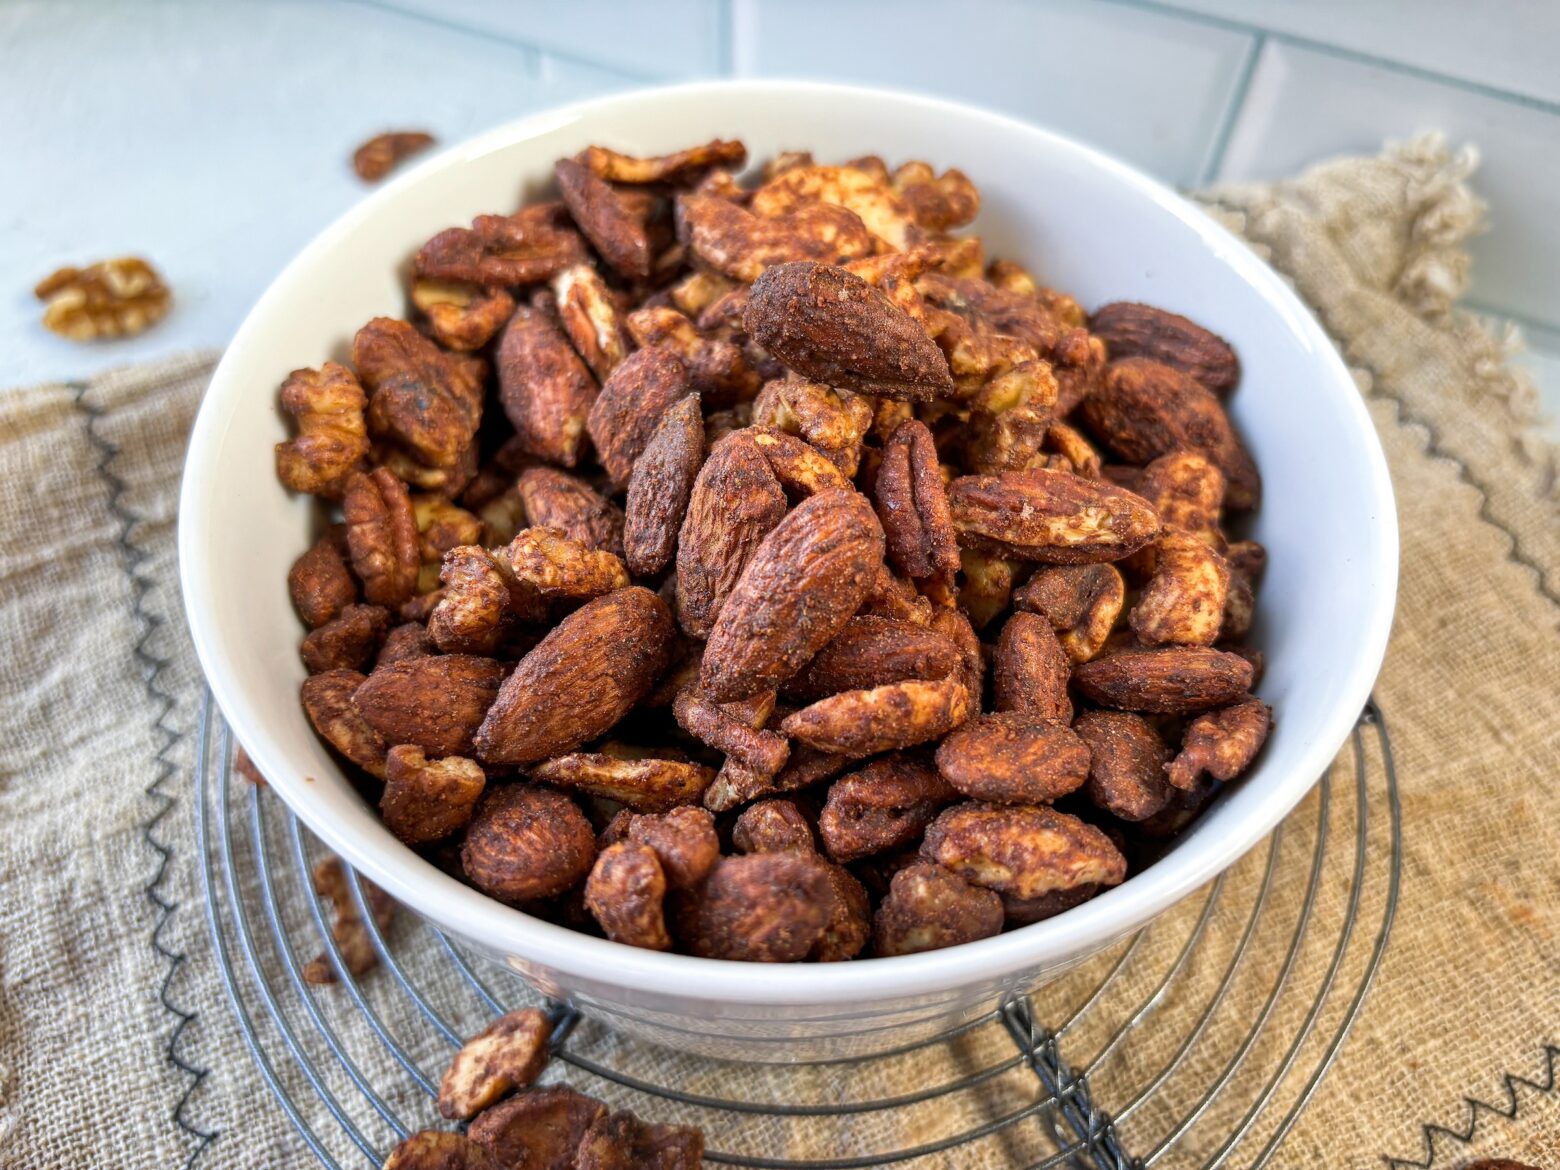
top-left (0, 136), bottom-right (1554, 1169)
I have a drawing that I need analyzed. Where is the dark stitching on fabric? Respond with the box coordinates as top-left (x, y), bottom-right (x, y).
top-left (1198, 194), bottom-right (1560, 611)
top-left (1383, 1043), bottom-right (1558, 1168)
top-left (70, 381), bottom-right (218, 1165)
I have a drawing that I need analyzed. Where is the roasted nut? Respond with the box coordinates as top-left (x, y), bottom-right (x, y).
top-left (682, 853), bottom-right (833, 962)
top-left (733, 800), bottom-right (815, 854)
top-left (355, 318), bottom-right (482, 477)
top-left (891, 161), bottom-right (980, 232)
top-left (675, 432), bottom-right (788, 636)
top-left (915, 271), bottom-right (1068, 360)
top-left (430, 546), bottom-right (526, 655)
top-left (353, 654), bottom-right (505, 757)
top-left (936, 713), bottom-right (1090, 804)
top-left (1083, 357), bottom-right (1259, 509)
top-left (782, 616), bottom-right (961, 703)
top-left (1003, 883), bottom-right (1102, 926)
top-left (751, 378), bottom-right (873, 475)
top-left (381, 1131), bottom-right (499, 1170)
top-left (676, 192), bottom-right (875, 283)
top-left (415, 202), bottom-right (588, 288)
top-left (931, 607), bottom-right (985, 713)
top-left (467, 1086), bottom-right (607, 1170)
top-left (745, 262), bottom-right (954, 400)
top-left (702, 741), bottom-right (852, 813)
top-left (1072, 709), bottom-right (1173, 821)
top-left (35, 256), bottom-right (170, 340)
top-left (585, 841), bottom-right (672, 949)
top-left (993, 611), bottom-right (1073, 724)
top-left (963, 360), bottom-right (1058, 474)
top-left (461, 785), bottom-right (595, 903)
top-left (475, 588), bottom-right (674, 765)
top-left (276, 363), bottom-right (371, 498)
top-left (921, 803), bottom-right (1126, 900)
top-left (858, 561), bottom-right (936, 626)
top-left (547, 263), bottom-right (627, 383)
top-left (954, 548), bottom-right (1014, 630)
top-left (1221, 569), bottom-right (1255, 640)
top-left (233, 747), bottom-right (267, 787)
top-left (515, 468), bottom-right (625, 558)
top-left (948, 468), bottom-right (1160, 563)
top-left (497, 304), bottom-right (598, 468)
top-left (1135, 451), bottom-right (1226, 543)
top-left (343, 468), bottom-right (421, 607)
top-left (302, 855), bottom-right (395, 984)
top-left (575, 1110), bottom-right (704, 1170)
top-left (412, 278), bottom-right (515, 351)
top-left (620, 806), bottom-right (719, 889)
top-left (531, 751), bottom-right (714, 811)
top-left (751, 161), bottom-right (917, 249)
top-left (701, 489), bottom-right (884, 702)
top-left (814, 861), bottom-right (872, 961)
top-left (1043, 422), bottom-right (1101, 477)
top-left (1130, 532), bottom-right (1231, 646)
top-left (1072, 645), bottom-right (1254, 714)
top-left (874, 419), bottom-right (960, 583)
top-left (352, 130), bottom-right (434, 181)
top-left (585, 345), bottom-right (690, 488)
top-left (873, 861), bottom-right (1003, 956)
top-left (300, 604), bottom-right (390, 674)
top-left (437, 1007), bottom-right (553, 1119)
top-left (380, 745), bottom-right (486, 845)
top-left (555, 157), bottom-right (654, 280)
top-left (817, 755), bottom-right (948, 867)
top-left (377, 622), bottom-right (436, 667)
top-left (1090, 302), bottom-right (1239, 395)
top-left (1224, 539), bottom-right (1267, 582)
top-left (289, 526), bottom-right (358, 628)
top-left (673, 686), bottom-right (789, 775)
top-left (301, 670), bottom-right (389, 777)
top-left (582, 138), bottom-right (747, 186)
top-left (747, 425), bottom-right (852, 496)
top-left (624, 305), bottom-right (760, 405)
top-left (1012, 564), bottom-right (1125, 664)
top-left (502, 527), bottom-right (628, 605)
top-left (624, 393), bottom-right (705, 577)
top-left (783, 675), bottom-right (968, 758)
top-left (1167, 697), bottom-right (1272, 789)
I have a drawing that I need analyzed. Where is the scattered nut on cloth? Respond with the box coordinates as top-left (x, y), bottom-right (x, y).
top-left (0, 135), bottom-right (1554, 1169)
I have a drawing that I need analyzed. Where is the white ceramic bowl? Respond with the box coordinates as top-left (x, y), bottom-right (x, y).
top-left (179, 80), bottom-right (1397, 1060)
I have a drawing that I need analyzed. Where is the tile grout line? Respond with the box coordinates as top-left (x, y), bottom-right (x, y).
top-left (1092, 0), bottom-right (1560, 118)
top-left (1197, 31), bottom-right (1266, 187)
top-left (341, 0), bottom-right (662, 83)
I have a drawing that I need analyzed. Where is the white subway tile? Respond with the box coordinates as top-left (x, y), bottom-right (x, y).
top-left (0, 0), bottom-right (633, 389)
top-left (1217, 41), bottom-right (1560, 329)
top-left (366, 0), bottom-right (727, 79)
top-left (733, 0), bottom-right (1256, 186)
top-left (1151, 0), bottom-right (1560, 106)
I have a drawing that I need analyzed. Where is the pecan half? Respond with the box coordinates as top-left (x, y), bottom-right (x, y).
top-left (438, 1007), bottom-right (553, 1119)
top-left (581, 138), bottom-right (747, 186)
top-left (355, 318), bottom-right (482, 476)
top-left (784, 615), bottom-right (962, 705)
top-left (275, 363), bottom-right (371, 499)
top-left (700, 488), bottom-right (884, 702)
top-left (551, 263), bottom-right (629, 380)
top-left (1012, 564), bottom-right (1126, 664)
top-left (474, 588), bottom-right (674, 765)
top-left (676, 193), bottom-right (875, 283)
top-left (300, 670), bottom-right (388, 777)
top-left (461, 784), bottom-right (596, 903)
top-left (624, 304), bottom-right (760, 405)
top-left (300, 604), bottom-right (389, 674)
top-left (673, 685), bottom-right (789, 775)
top-left (429, 546), bottom-right (526, 655)
top-left (501, 526), bottom-right (628, 605)
top-left (411, 278), bottom-right (514, 351)
top-left (745, 262), bottom-right (954, 400)
top-left (873, 861), bottom-right (1003, 956)
top-left (289, 526), bottom-right (358, 628)
top-left (555, 157), bottom-right (654, 280)
top-left (935, 714), bottom-right (1090, 804)
top-left (947, 469), bottom-right (1160, 564)
top-left (922, 803), bottom-right (1126, 900)
top-left (1167, 697), bottom-right (1272, 789)
top-left (993, 611), bottom-right (1073, 724)
top-left (875, 419), bottom-right (960, 582)
top-left (624, 393), bottom-right (705, 577)
top-left (497, 304), bottom-right (598, 468)
top-left (1072, 646), bottom-right (1254, 714)
top-left (380, 745), bottom-right (487, 845)
top-left (782, 675), bottom-right (969, 757)
top-left (415, 202), bottom-right (588, 288)
top-left (750, 162), bottom-right (918, 250)
top-left (352, 130), bottom-right (434, 181)
top-left (1090, 302), bottom-right (1239, 395)
top-left (1072, 709), bottom-right (1173, 821)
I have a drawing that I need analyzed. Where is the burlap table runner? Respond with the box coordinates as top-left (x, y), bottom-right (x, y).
top-left (1, 135), bottom-right (1554, 1169)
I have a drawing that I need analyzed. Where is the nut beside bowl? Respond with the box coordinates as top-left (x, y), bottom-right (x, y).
top-left (179, 81), bottom-right (1396, 1060)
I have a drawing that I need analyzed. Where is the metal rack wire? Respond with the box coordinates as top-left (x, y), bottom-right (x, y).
top-left (195, 691), bottom-right (1401, 1169)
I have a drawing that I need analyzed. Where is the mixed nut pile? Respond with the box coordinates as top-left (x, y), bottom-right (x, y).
top-left (276, 136), bottom-right (1273, 967)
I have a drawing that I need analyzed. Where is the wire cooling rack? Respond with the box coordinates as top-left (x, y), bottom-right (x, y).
top-left (195, 691), bottom-right (1401, 1169)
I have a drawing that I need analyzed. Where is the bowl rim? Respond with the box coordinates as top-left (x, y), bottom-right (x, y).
top-left (179, 77), bottom-right (1398, 1007)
